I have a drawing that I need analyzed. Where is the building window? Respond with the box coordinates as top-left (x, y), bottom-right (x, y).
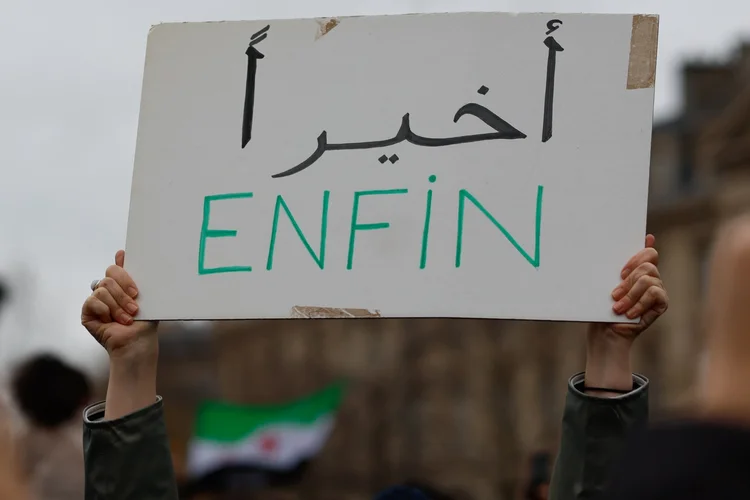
top-left (678, 133), bottom-right (694, 189)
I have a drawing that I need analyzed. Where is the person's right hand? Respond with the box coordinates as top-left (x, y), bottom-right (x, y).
top-left (81, 250), bottom-right (158, 359)
top-left (82, 250), bottom-right (160, 419)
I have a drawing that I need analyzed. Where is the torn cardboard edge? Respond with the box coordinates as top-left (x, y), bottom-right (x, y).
top-left (290, 306), bottom-right (381, 319)
top-left (627, 14), bottom-right (659, 90)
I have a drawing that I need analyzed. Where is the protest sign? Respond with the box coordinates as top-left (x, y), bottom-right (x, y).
top-left (125, 12), bottom-right (659, 321)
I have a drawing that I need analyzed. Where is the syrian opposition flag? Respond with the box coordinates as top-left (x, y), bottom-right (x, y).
top-left (185, 381), bottom-right (345, 491)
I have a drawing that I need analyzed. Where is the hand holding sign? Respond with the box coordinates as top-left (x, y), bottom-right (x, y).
top-left (82, 251), bottom-right (156, 357)
top-left (608, 234), bottom-right (668, 337)
top-left (81, 250), bottom-right (159, 420)
top-left (586, 234), bottom-right (668, 396)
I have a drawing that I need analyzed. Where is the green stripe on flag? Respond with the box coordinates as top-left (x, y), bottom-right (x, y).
top-left (194, 381), bottom-right (346, 443)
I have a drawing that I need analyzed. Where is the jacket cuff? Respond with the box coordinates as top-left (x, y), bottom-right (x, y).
top-left (550, 372), bottom-right (649, 500)
top-left (82, 396), bottom-right (178, 499)
top-left (83, 396), bottom-right (163, 427)
top-left (568, 372), bottom-right (648, 402)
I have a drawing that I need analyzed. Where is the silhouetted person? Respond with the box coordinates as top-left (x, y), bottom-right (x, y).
top-left (608, 216), bottom-right (750, 499)
top-left (11, 354), bottom-right (91, 500)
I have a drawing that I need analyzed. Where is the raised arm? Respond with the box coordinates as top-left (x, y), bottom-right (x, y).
top-left (549, 235), bottom-right (668, 500)
top-left (80, 250), bottom-right (177, 500)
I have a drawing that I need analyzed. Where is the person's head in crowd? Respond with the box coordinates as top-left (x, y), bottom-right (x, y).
top-left (11, 354), bottom-right (91, 430)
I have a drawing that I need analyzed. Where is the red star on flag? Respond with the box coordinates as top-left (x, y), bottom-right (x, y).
top-left (259, 434), bottom-right (279, 454)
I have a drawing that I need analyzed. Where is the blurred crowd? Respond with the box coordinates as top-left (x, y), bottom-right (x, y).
top-left (0, 354), bottom-right (90, 500)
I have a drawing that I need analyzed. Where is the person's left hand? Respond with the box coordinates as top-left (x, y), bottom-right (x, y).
top-left (607, 234), bottom-right (669, 340)
top-left (585, 234), bottom-right (669, 395)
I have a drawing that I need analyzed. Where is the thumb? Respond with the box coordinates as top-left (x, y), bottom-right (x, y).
top-left (115, 250), bottom-right (125, 268)
top-left (645, 234), bottom-right (656, 248)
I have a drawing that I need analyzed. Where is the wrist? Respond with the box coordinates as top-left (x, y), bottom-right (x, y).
top-left (109, 344), bottom-right (159, 377)
top-left (107, 322), bottom-right (159, 364)
top-left (587, 323), bottom-right (635, 352)
top-left (105, 343), bottom-right (159, 420)
top-left (585, 323), bottom-right (634, 394)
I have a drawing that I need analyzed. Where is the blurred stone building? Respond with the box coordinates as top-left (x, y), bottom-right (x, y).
top-left (155, 42), bottom-right (750, 500)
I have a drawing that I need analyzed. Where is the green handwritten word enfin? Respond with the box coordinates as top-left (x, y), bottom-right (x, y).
top-left (197, 179), bottom-right (544, 275)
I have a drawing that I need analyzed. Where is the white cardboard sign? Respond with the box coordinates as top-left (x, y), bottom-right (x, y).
top-left (125, 12), bottom-right (658, 322)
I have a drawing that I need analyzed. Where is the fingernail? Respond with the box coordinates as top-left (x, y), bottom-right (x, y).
top-left (620, 268), bottom-right (630, 280)
top-left (120, 313), bottom-right (133, 324)
top-left (126, 302), bottom-right (138, 315)
top-left (128, 287), bottom-right (138, 298)
top-left (627, 305), bottom-right (642, 319)
top-left (612, 285), bottom-right (625, 301)
top-left (613, 301), bottom-right (625, 314)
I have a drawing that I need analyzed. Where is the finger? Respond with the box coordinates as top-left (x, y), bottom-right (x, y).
top-left (98, 276), bottom-right (138, 316)
top-left (621, 247), bottom-right (659, 279)
top-left (645, 234), bottom-right (656, 248)
top-left (81, 295), bottom-right (112, 324)
top-left (612, 261), bottom-right (661, 301)
top-left (81, 296), bottom-right (109, 346)
top-left (613, 275), bottom-right (661, 315)
top-left (627, 286), bottom-right (668, 322)
top-left (105, 264), bottom-right (138, 299)
top-left (93, 287), bottom-right (133, 325)
top-left (115, 250), bottom-right (125, 268)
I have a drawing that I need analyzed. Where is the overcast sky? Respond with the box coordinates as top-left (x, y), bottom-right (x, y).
top-left (0, 0), bottom-right (748, 377)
